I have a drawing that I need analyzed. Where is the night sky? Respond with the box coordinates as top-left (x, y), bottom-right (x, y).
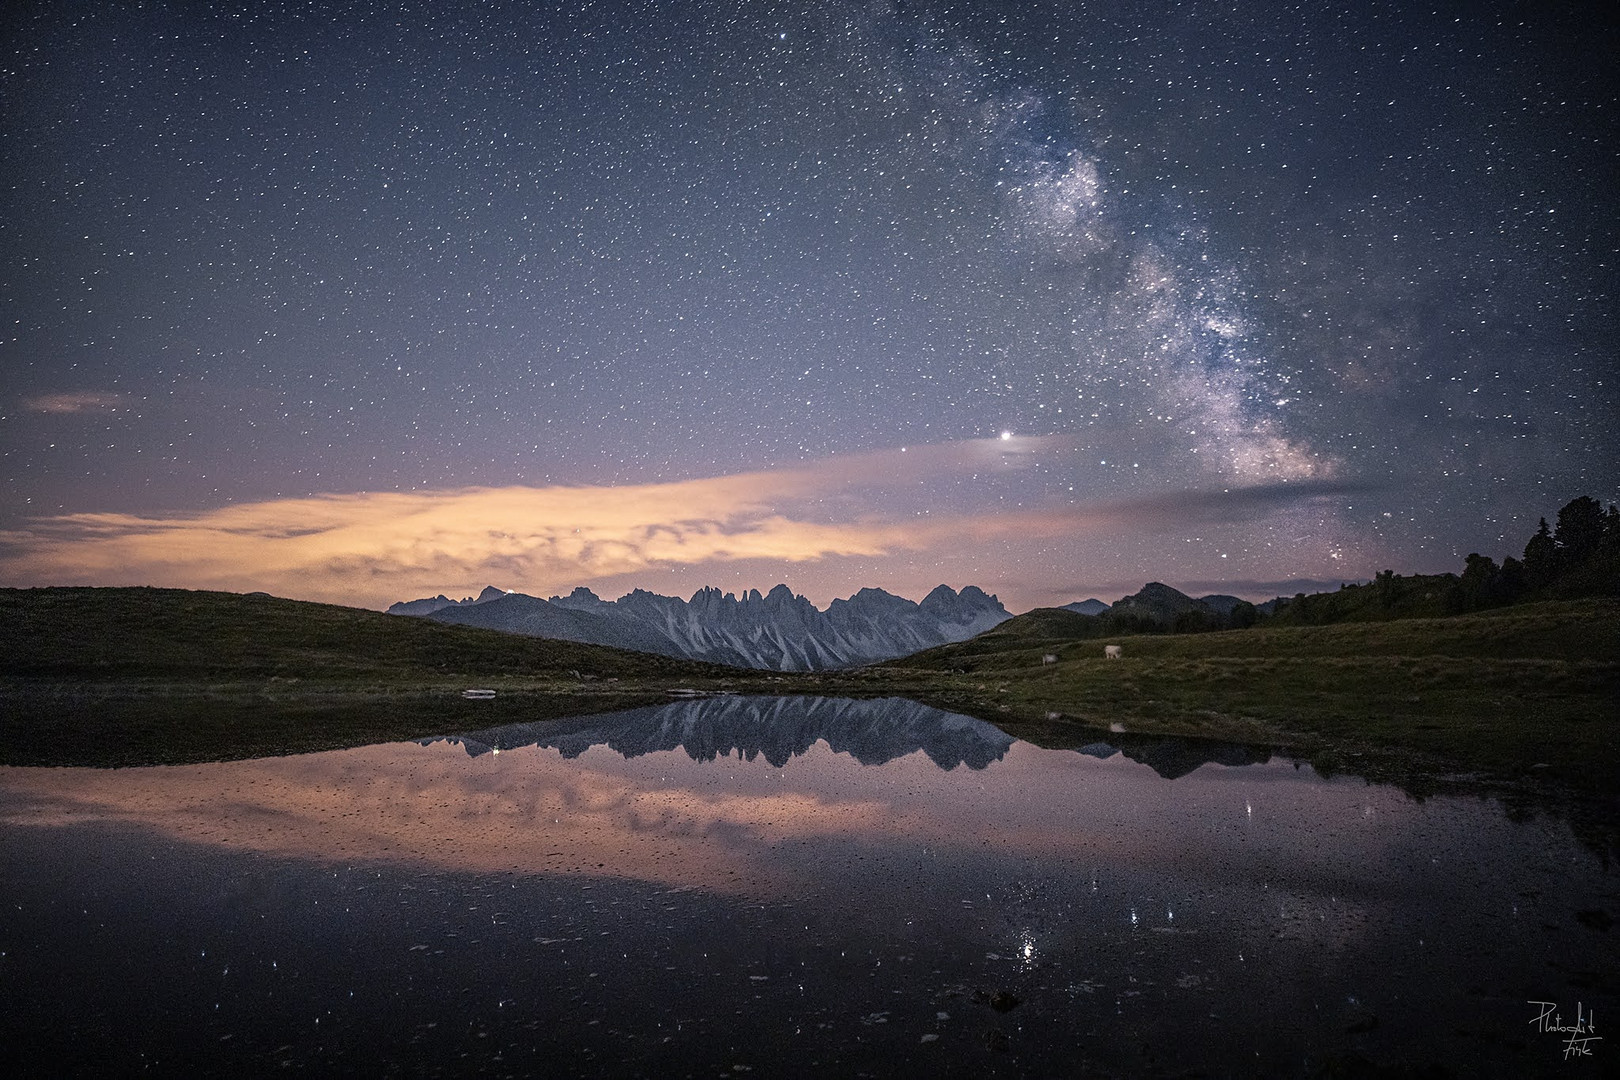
top-left (3, 0), bottom-right (1615, 612)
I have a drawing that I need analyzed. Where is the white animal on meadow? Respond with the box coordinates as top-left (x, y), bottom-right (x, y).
top-left (1042, 654), bottom-right (1057, 665)
top-left (1104, 645), bottom-right (1122, 660)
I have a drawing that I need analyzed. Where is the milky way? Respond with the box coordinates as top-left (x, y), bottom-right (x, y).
top-left (2, 1), bottom-right (1614, 610)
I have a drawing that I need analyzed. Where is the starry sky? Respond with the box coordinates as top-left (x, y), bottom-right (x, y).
top-left (2, 0), bottom-right (1615, 612)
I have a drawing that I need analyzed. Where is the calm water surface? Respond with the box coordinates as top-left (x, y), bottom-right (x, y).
top-left (1, 696), bottom-right (1613, 1077)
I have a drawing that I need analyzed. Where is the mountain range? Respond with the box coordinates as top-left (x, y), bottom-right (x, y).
top-left (1057, 585), bottom-right (1248, 620)
top-left (388, 583), bottom-right (1011, 671)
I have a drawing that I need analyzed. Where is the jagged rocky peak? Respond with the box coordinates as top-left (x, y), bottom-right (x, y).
top-left (385, 593), bottom-right (458, 616)
top-left (847, 586), bottom-right (917, 612)
top-left (549, 586), bottom-right (605, 610)
top-left (937, 584), bottom-right (1001, 610)
top-left (760, 584), bottom-right (818, 624)
top-left (918, 584), bottom-right (1008, 627)
top-left (689, 585), bottom-right (732, 602)
top-left (388, 584), bottom-right (509, 615)
top-left (687, 585), bottom-right (738, 614)
top-left (613, 588), bottom-right (685, 617)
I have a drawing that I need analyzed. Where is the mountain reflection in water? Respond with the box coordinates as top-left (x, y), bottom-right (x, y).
top-left (427, 694), bottom-right (1274, 780)
top-left (425, 695), bottom-right (1015, 769)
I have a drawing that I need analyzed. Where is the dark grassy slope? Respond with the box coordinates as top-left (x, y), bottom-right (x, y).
top-left (875, 598), bottom-right (1620, 794)
top-left (911, 598), bottom-right (1620, 664)
top-left (0, 587), bottom-right (757, 766)
top-left (0, 586), bottom-right (740, 684)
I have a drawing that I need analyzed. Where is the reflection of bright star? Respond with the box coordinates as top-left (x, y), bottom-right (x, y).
top-left (1018, 931), bottom-right (1038, 969)
top-left (999, 431), bottom-right (1012, 441)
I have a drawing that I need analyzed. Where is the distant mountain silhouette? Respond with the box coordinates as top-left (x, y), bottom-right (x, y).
top-left (424, 695), bottom-right (1017, 770)
top-left (390, 584), bottom-right (1011, 670)
top-left (1194, 593), bottom-right (1248, 616)
top-left (1107, 582), bottom-right (1214, 624)
top-left (387, 585), bottom-right (508, 616)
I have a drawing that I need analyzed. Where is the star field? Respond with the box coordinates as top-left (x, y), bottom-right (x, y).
top-left (2, 0), bottom-right (1614, 609)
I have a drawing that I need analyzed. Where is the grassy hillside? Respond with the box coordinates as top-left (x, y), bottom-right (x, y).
top-left (0, 587), bottom-right (759, 766)
top-left (0, 586), bottom-right (741, 685)
top-left (874, 598), bottom-right (1620, 794)
top-left (901, 597), bottom-right (1620, 666)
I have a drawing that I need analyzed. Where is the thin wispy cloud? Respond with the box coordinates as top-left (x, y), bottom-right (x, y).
top-left (22, 391), bottom-right (128, 414)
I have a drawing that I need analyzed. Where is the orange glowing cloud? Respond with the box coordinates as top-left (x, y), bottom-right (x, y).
top-left (0, 483), bottom-right (924, 608)
top-left (0, 437), bottom-right (1082, 607)
top-left (0, 433), bottom-right (1360, 609)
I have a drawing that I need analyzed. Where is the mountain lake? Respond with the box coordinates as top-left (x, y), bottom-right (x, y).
top-left (1, 696), bottom-right (1613, 1076)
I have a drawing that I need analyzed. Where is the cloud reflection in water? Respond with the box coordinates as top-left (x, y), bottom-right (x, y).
top-left (0, 696), bottom-right (1433, 914)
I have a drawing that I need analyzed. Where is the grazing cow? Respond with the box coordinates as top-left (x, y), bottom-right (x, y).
top-left (1042, 653), bottom-right (1057, 665)
top-left (1104, 645), bottom-right (1122, 660)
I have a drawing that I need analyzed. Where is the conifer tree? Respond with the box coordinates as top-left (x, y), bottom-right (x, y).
top-left (1458, 553), bottom-right (1500, 610)
top-left (1554, 496), bottom-right (1605, 563)
top-left (1523, 517), bottom-right (1556, 587)
top-left (1374, 569), bottom-right (1397, 608)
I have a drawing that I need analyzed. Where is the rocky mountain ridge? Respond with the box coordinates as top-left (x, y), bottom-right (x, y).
top-left (388, 582), bottom-right (1011, 671)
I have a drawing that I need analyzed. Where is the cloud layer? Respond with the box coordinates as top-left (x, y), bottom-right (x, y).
top-left (0, 437), bottom-right (1365, 609)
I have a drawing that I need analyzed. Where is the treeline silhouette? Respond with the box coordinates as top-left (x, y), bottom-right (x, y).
top-left (1266, 495), bottom-right (1620, 627)
top-left (1035, 495), bottom-right (1619, 639)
